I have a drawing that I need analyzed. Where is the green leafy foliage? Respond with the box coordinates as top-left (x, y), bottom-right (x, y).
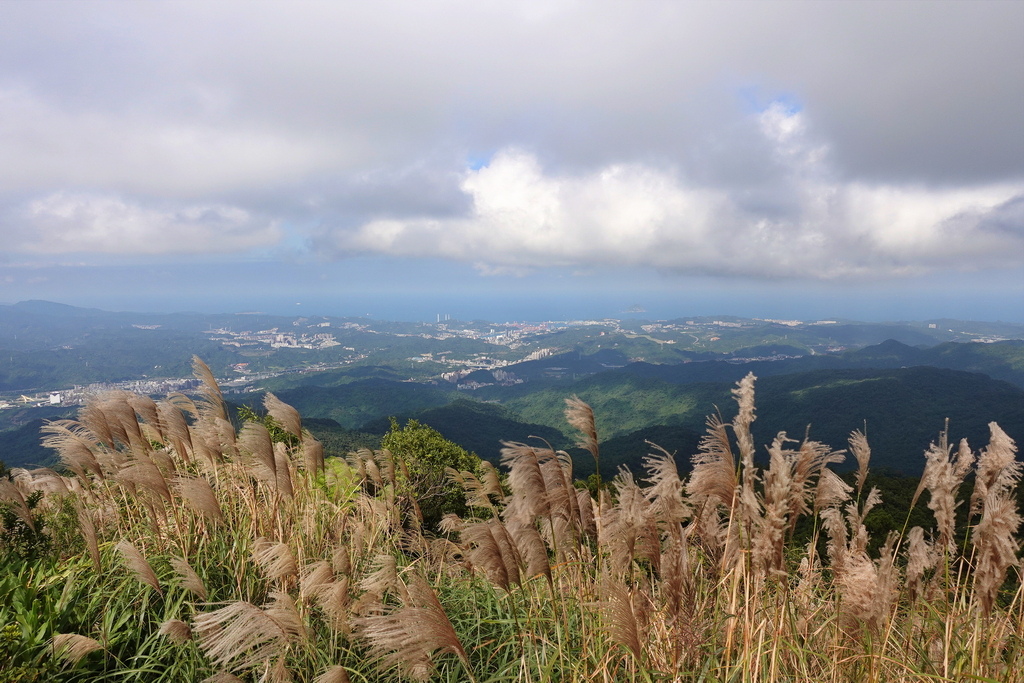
top-left (381, 417), bottom-right (481, 528)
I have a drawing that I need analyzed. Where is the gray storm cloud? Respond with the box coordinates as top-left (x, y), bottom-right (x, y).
top-left (0, 1), bottom-right (1020, 279)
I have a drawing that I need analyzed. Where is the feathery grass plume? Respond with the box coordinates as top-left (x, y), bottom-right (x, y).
top-left (478, 460), bottom-right (504, 499)
top-left (849, 429), bottom-right (871, 498)
top-left (565, 395), bottom-right (601, 483)
top-left (847, 487), bottom-right (882, 556)
top-left (814, 467), bottom-right (852, 513)
top-left (129, 393), bottom-right (163, 438)
top-left (509, 523), bottom-right (551, 583)
top-left (116, 540), bottom-right (163, 595)
top-left (837, 534), bottom-right (900, 635)
top-left (41, 420), bottom-right (104, 480)
top-left (374, 448), bottom-right (397, 487)
top-left (77, 504), bottom-right (102, 571)
top-left (446, 468), bottom-right (493, 512)
top-left (971, 421), bottom-right (1021, 517)
top-left (686, 413), bottom-right (736, 512)
top-left (359, 554), bottom-right (403, 597)
top-left (462, 519), bottom-right (521, 590)
top-left (598, 575), bottom-right (652, 660)
top-left (541, 448), bottom-right (584, 535)
top-left (352, 572), bottom-right (472, 682)
top-left (576, 488), bottom-right (597, 537)
top-left (175, 475), bottom-right (224, 523)
top-left (158, 619), bottom-right (193, 645)
top-left (317, 577), bottom-right (353, 631)
top-left (98, 393), bottom-right (146, 454)
top-left (269, 657), bottom-right (293, 683)
top-left (193, 599), bottom-right (296, 671)
top-left (731, 372), bottom-right (757, 474)
top-left (275, 443), bottom-right (295, 499)
top-left (971, 422), bottom-right (1022, 613)
top-left (78, 401), bottom-right (116, 450)
top-left (660, 535), bottom-right (695, 628)
top-left (264, 591), bottom-right (308, 642)
top-left (603, 469), bottom-right (659, 577)
top-left (500, 442), bottom-right (551, 528)
top-left (192, 355), bottom-right (227, 422)
top-left (253, 538), bottom-right (299, 584)
top-left (914, 427), bottom-right (974, 553)
top-left (51, 633), bottom-right (103, 665)
top-left (905, 526), bottom-right (937, 601)
top-left (201, 674), bottom-right (245, 683)
top-left (788, 437), bottom-right (845, 529)
top-left (264, 392), bottom-right (302, 438)
top-left (170, 556), bottom-right (209, 601)
top-left (642, 442), bottom-right (690, 530)
top-left (300, 560), bottom-right (335, 600)
top-left (302, 432), bottom-right (325, 475)
top-left (752, 433), bottom-right (796, 575)
top-left (240, 422), bottom-right (277, 485)
top-left (313, 665), bottom-right (351, 683)
top-left (820, 506), bottom-right (849, 575)
top-left (157, 399), bottom-right (194, 464)
top-left (117, 454), bottom-right (173, 505)
top-left (0, 479), bottom-right (36, 531)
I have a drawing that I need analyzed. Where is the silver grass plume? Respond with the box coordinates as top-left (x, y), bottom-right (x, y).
top-left (175, 475), bottom-right (224, 522)
top-left (193, 595), bottom-right (303, 671)
top-left (51, 633), bottom-right (103, 664)
top-left (201, 674), bottom-right (246, 683)
top-left (849, 429), bottom-right (871, 498)
top-left (462, 519), bottom-right (521, 590)
top-left (565, 395), bottom-right (601, 483)
top-left (0, 479), bottom-right (35, 531)
top-left (686, 413), bottom-right (736, 511)
top-left (602, 469), bottom-right (658, 576)
top-left (598, 575), bottom-right (652, 660)
top-left (75, 504), bottom-right (101, 571)
top-left (970, 423), bottom-right (1022, 613)
top-left (731, 372), bottom-right (757, 475)
top-left (302, 432), bottom-right (325, 475)
top-left (264, 392), bottom-right (302, 438)
top-left (914, 426), bottom-right (974, 553)
top-left (170, 556), bottom-right (209, 601)
top-left (192, 356), bottom-right (227, 422)
top-left (313, 666), bottom-right (352, 683)
top-left (158, 619), bottom-right (193, 644)
top-left (116, 540), bottom-right (162, 595)
top-left (253, 538), bottom-right (299, 584)
top-left (352, 572), bottom-right (471, 682)
top-left (905, 526), bottom-right (937, 601)
top-left (642, 442), bottom-right (690, 530)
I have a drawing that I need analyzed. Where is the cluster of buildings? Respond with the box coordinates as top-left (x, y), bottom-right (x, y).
top-left (208, 327), bottom-right (342, 350)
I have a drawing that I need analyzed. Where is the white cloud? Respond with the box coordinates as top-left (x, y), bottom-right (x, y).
top-left (18, 193), bottom-right (280, 255)
top-left (328, 107), bottom-right (1023, 279)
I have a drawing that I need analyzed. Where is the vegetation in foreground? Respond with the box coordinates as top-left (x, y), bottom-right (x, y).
top-left (0, 358), bottom-right (1021, 682)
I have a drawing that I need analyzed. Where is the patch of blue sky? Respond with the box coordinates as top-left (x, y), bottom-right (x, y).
top-left (736, 85), bottom-right (804, 115)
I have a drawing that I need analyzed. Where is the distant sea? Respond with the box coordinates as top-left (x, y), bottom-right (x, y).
top-left (87, 288), bottom-right (1024, 325)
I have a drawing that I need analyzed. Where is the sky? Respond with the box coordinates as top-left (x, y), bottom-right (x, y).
top-left (1, 1), bottom-right (1022, 322)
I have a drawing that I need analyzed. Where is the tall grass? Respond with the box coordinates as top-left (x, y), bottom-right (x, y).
top-left (0, 359), bottom-right (1020, 682)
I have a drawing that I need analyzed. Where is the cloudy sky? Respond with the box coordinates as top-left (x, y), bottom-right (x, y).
top-left (1, 1), bottom-right (1022, 321)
